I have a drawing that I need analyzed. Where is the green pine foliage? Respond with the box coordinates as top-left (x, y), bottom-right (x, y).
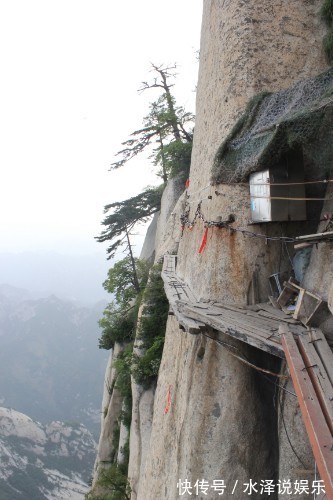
top-left (110, 64), bottom-right (194, 183)
top-left (103, 258), bottom-right (149, 306)
top-left (155, 140), bottom-right (193, 181)
top-left (98, 257), bottom-right (150, 350)
top-left (98, 305), bottom-right (138, 350)
top-left (131, 264), bottom-right (169, 388)
top-left (113, 345), bottom-right (133, 429)
top-left (96, 187), bottom-right (163, 260)
top-left (86, 464), bottom-right (131, 500)
top-left (137, 264), bottom-right (169, 348)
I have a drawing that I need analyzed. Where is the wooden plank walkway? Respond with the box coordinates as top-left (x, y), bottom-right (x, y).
top-left (162, 254), bottom-right (206, 334)
top-left (162, 255), bottom-right (333, 496)
top-left (161, 254), bottom-right (307, 358)
top-left (281, 326), bottom-right (333, 499)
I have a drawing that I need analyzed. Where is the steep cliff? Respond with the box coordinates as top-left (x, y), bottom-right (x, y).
top-left (91, 1), bottom-right (333, 499)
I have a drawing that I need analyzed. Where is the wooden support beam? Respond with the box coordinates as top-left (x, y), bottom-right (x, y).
top-left (309, 329), bottom-right (333, 387)
top-left (295, 231), bottom-right (333, 242)
top-left (277, 279), bottom-right (327, 327)
top-left (298, 336), bottom-right (333, 435)
top-left (293, 288), bottom-right (305, 320)
top-left (281, 327), bottom-right (333, 498)
top-left (176, 311), bottom-right (205, 335)
top-left (162, 255), bottom-right (309, 359)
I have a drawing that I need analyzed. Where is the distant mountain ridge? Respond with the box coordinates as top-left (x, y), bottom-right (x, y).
top-left (0, 285), bottom-right (108, 437)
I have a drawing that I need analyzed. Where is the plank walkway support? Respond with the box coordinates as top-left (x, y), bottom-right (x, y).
top-left (294, 231), bottom-right (333, 244)
top-left (281, 325), bottom-right (333, 499)
top-left (277, 279), bottom-right (326, 327)
top-left (161, 255), bottom-right (307, 354)
top-left (162, 254), bottom-right (205, 334)
top-left (162, 255), bottom-right (333, 497)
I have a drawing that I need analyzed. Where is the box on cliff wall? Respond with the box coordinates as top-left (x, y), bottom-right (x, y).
top-left (250, 153), bottom-right (307, 222)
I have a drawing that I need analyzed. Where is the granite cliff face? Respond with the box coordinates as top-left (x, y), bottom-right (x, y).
top-left (92, 1), bottom-right (332, 499)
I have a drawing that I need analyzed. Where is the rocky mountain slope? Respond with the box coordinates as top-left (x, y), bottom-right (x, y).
top-left (0, 285), bottom-right (107, 437)
top-left (0, 407), bottom-right (96, 499)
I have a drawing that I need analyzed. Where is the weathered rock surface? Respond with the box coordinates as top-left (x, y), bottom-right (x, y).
top-left (92, 2), bottom-right (332, 499)
top-left (132, 1), bottom-right (329, 499)
top-left (92, 343), bottom-right (124, 491)
top-left (128, 384), bottom-right (155, 499)
top-left (137, 318), bottom-right (280, 499)
top-left (177, 0), bottom-right (327, 303)
top-left (0, 407), bottom-right (96, 499)
top-left (154, 174), bottom-right (186, 259)
top-left (127, 174), bottom-right (188, 496)
top-left (140, 213), bottom-right (158, 262)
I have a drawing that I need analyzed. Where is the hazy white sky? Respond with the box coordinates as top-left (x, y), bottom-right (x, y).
top-left (0, 0), bottom-right (202, 256)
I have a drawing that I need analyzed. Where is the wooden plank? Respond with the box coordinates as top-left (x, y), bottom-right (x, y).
top-left (211, 313), bottom-right (278, 338)
top-left (309, 329), bottom-right (333, 387)
top-left (293, 288), bottom-right (305, 320)
top-left (246, 304), bottom-right (261, 312)
top-left (268, 295), bottom-right (280, 310)
top-left (281, 328), bottom-right (333, 498)
top-left (277, 286), bottom-right (296, 308)
top-left (294, 242), bottom-right (315, 250)
top-left (210, 302), bottom-right (248, 314)
top-left (285, 280), bottom-right (322, 301)
top-left (179, 303), bottom-right (284, 357)
top-left (295, 231), bottom-right (333, 242)
top-left (298, 335), bottom-right (333, 434)
top-left (305, 300), bottom-right (326, 327)
top-left (216, 309), bottom-right (280, 334)
top-left (175, 310), bottom-right (205, 335)
top-left (256, 302), bottom-right (297, 320)
top-left (211, 305), bottom-right (280, 330)
top-left (183, 301), bottom-right (308, 339)
top-left (162, 273), bottom-right (197, 305)
top-left (162, 275), bottom-right (183, 304)
top-left (257, 308), bottom-right (299, 324)
top-left (223, 326), bottom-right (284, 358)
top-left (209, 304), bottom-right (306, 335)
top-left (181, 302), bottom-right (279, 334)
top-left (162, 254), bottom-right (310, 358)
top-left (288, 323), bottom-right (312, 337)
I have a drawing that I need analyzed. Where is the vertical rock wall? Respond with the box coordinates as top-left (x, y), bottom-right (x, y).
top-left (128, 175), bottom-right (186, 497)
top-left (137, 319), bottom-right (281, 500)
top-left (91, 344), bottom-right (124, 496)
top-left (177, 0), bottom-right (327, 304)
top-left (133, 1), bottom-right (328, 499)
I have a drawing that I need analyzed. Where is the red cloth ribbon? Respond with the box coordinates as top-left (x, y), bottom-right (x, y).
top-left (164, 385), bottom-right (172, 414)
top-left (198, 227), bottom-right (209, 254)
top-left (185, 179), bottom-right (190, 189)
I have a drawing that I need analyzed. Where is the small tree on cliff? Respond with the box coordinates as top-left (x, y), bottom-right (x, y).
top-left (111, 64), bottom-right (194, 182)
top-left (96, 184), bottom-right (163, 294)
top-left (96, 64), bottom-right (193, 266)
top-left (98, 257), bottom-right (150, 350)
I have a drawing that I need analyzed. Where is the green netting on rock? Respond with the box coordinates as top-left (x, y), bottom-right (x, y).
top-left (212, 67), bottom-right (333, 184)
